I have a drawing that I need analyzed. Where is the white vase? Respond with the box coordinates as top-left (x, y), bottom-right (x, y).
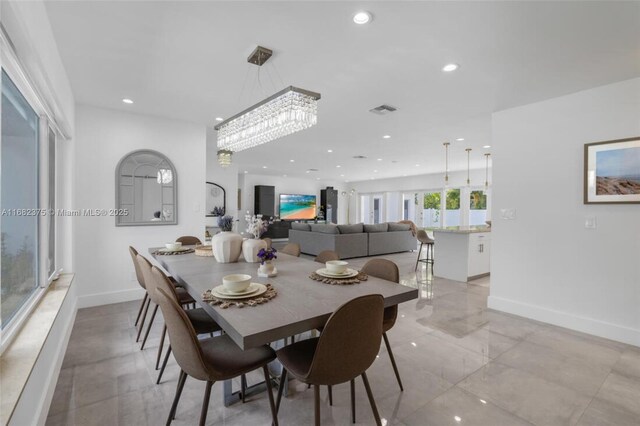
top-left (211, 231), bottom-right (243, 263)
top-left (258, 260), bottom-right (276, 277)
top-left (242, 239), bottom-right (267, 263)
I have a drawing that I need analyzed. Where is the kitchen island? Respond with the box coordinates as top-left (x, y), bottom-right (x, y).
top-left (433, 226), bottom-right (491, 282)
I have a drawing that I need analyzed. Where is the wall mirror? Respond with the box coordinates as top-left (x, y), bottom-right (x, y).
top-left (115, 149), bottom-right (177, 226)
top-left (206, 182), bottom-right (226, 217)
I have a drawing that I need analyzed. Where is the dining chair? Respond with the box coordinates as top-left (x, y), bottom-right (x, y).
top-left (314, 250), bottom-right (339, 263)
top-left (155, 287), bottom-right (279, 426)
top-left (361, 258), bottom-right (404, 391)
top-left (176, 235), bottom-right (202, 245)
top-left (129, 246), bottom-right (151, 343)
top-left (147, 264), bottom-right (222, 384)
top-left (281, 243), bottom-right (301, 257)
top-left (136, 255), bottom-right (196, 353)
top-left (275, 294), bottom-right (385, 426)
top-left (262, 237), bottom-right (273, 249)
top-left (415, 229), bottom-right (435, 272)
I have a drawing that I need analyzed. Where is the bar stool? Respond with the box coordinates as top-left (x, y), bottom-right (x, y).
top-left (415, 230), bottom-right (434, 272)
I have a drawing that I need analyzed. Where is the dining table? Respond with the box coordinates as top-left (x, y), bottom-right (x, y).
top-left (151, 248), bottom-right (418, 405)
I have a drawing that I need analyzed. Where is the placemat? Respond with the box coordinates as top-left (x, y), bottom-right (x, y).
top-left (202, 284), bottom-right (277, 308)
top-left (309, 271), bottom-right (368, 285)
top-left (152, 248), bottom-right (195, 255)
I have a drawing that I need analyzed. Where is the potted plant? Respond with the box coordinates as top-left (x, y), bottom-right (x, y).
top-left (257, 247), bottom-right (278, 277)
top-left (242, 214), bottom-right (268, 262)
top-left (211, 215), bottom-right (242, 263)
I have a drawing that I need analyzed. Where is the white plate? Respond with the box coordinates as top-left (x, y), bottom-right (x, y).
top-left (211, 283), bottom-right (267, 299)
top-left (315, 268), bottom-right (359, 279)
top-left (158, 247), bottom-right (191, 253)
top-left (215, 283), bottom-right (261, 296)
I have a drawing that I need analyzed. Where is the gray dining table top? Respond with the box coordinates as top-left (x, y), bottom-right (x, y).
top-left (151, 248), bottom-right (418, 350)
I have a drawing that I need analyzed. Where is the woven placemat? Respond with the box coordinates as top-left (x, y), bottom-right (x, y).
top-left (309, 271), bottom-right (368, 285)
top-left (202, 284), bottom-right (277, 308)
top-left (152, 248), bottom-right (195, 256)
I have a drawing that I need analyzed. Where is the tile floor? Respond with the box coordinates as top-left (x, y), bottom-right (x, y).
top-left (47, 252), bottom-right (640, 425)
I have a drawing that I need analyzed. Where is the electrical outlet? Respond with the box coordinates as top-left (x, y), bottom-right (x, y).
top-left (585, 217), bottom-right (597, 229)
top-left (500, 208), bottom-right (517, 220)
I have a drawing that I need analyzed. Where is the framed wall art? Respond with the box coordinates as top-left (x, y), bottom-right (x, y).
top-left (584, 137), bottom-right (640, 204)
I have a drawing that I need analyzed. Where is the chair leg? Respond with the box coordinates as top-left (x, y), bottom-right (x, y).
top-left (275, 368), bottom-right (287, 414)
top-left (136, 297), bottom-right (151, 342)
top-left (156, 324), bottom-right (167, 370)
top-left (382, 332), bottom-right (404, 391)
top-left (167, 370), bottom-right (187, 424)
top-left (263, 365), bottom-right (279, 426)
top-left (134, 293), bottom-right (148, 327)
top-left (328, 385), bottom-right (333, 406)
top-left (361, 372), bottom-right (381, 426)
top-left (350, 379), bottom-right (356, 424)
top-left (157, 345), bottom-right (172, 384)
top-left (241, 374), bottom-right (247, 403)
top-left (314, 384), bottom-right (321, 426)
top-left (140, 304), bottom-right (158, 350)
top-left (414, 243), bottom-right (423, 271)
top-left (199, 381), bottom-right (214, 426)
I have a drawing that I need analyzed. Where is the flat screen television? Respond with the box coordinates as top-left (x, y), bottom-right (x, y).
top-left (279, 194), bottom-right (317, 220)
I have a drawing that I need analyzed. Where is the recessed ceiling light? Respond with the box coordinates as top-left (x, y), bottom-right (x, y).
top-left (353, 11), bottom-right (372, 25)
top-left (442, 63), bottom-right (459, 72)
top-left (483, 145), bottom-right (492, 149)
top-left (374, 170), bottom-right (378, 173)
top-left (415, 164), bottom-right (420, 167)
top-left (340, 174), bottom-right (345, 177)
top-left (305, 170), bottom-right (310, 174)
top-left (336, 165), bottom-right (341, 168)
top-left (377, 158), bottom-right (382, 161)
top-left (215, 117), bottom-right (224, 122)
top-left (370, 177), bottom-right (375, 180)
top-left (290, 159), bottom-right (295, 162)
top-left (456, 138), bottom-right (465, 141)
top-left (316, 177), bottom-right (320, 180)
top-left (262, 166), bottom-right (267, 169)
top-left (122, 98), bottom-right (133, 104)
top-left (382, 135), bottom-right (391, 139)
top-left (327, 149), bottom-right (333, 153)
top-left (244, 170), bottom-right (248, 174)
top-left (283, 174), bottom-right (287, 177)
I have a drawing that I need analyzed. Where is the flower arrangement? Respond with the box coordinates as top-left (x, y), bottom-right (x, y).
top-left (217, 215), bottom-right (234, 232)
top-left (210, 206), bottom-right (225, 216)
top-left (245, 213), bottom-right (268, 239)
top-left (257, 247), bottom-right (277, 265)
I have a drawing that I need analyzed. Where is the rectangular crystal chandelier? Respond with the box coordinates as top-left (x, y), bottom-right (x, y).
top-left (215, 86), bottom-right (320, 152)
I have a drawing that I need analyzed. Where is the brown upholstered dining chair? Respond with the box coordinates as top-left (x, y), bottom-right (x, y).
top-left (136, 255), bottom-right (195, 353)
top-left (129, 246), bottom-right (150, 342)
top-left (275, 294), bottom-right (385, 426)
top-left (262, 237), bottom-right (273, 249)
top-left (281, 242), bottom-right (301, 257)
top-left (147, 265), bottom-right (222, 384)
top-left (155, 287), bottom-right (278, 426)
top-left (361, 258), bottom-right (404, 391)
top-left (415, 229), bottom-right (435, 272)
top-left (314, 250), bottom-right (340, 263)
top-left (176, 235), bottom-right (202, 245)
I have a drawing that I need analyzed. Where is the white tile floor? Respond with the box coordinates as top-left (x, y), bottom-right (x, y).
top-left (47, 252), bottom-right (640, 425)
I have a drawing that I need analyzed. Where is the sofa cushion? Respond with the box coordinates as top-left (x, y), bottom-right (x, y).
top-left (364, 223), bottom-right (388, 233)
top-left (388, 222), bottom-right (411, 232)
top-left (337, 223), bottom-right (364, 234)
top-left (291, 222), bottom-right (311, 231)
top-left (310, 224), bottom-right (340, 234)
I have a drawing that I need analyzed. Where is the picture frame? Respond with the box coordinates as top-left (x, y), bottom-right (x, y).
top-left (584, 137), bottom-right (640, 204)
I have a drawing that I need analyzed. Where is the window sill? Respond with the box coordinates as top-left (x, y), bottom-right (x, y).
top-left (0, 273), bottom-right (75, 425)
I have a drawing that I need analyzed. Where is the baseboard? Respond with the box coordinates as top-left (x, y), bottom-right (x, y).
top-left (33, 295), bottom-right (77, 425)
top-left (488, 295), bottom-right (640, 347)
top-left (77, 287), bottom-right (145, 309)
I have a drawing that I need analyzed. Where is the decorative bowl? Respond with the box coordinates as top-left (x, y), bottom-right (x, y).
top-left (326, 260), bottom-right (348, 275)
top-left (222, 274), bottom-right (252, 293)
top-left (165, 242), bottom-right (183, 251)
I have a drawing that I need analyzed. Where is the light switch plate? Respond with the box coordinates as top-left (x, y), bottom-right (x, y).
top-left (500, 208), bottom-right (517, 220)
top-left (585, 217), bottom-right (597, 229)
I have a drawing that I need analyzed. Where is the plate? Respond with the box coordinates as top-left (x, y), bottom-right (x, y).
top-left (315, 268), bottom-right (359, 279)
top-left (211, 283), bottom-right (267, 299)
top-left (158, 247), bottom-right (191, 253)
top-left (214, 283), bottom-right (261, 296)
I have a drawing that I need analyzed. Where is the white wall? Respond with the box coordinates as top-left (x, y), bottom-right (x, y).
top-left (73, 105), bottom-right (206, 304)
top-left (490, 77), bottom-right (640, 347)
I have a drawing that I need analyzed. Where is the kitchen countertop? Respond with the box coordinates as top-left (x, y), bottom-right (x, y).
top-left (433, 226), bottom-right (491, 234)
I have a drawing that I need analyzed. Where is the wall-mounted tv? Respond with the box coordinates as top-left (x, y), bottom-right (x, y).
top-left (279, 194), bottom-right (317, 220)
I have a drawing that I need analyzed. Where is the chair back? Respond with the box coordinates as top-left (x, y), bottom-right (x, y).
top-left (398, 220), bottom-right (417, 236)
top-left (154, 287), bottom-right (210, 381)
top-left (281, 243), bottom-right (301, 257)
top-left (416, 229), bottom-right (434, 244)
top-left (129, 246), bottom-right (146, 289)
top-left (361, 259), bottom-right (399, 327)
top-left (314, 250), bottom-right (340, 264)
top-left (136, 254), bottom-right (170, 305)
top-left (306, 294), bottom-right (384, 385)
top-left (262, 237), bottom-right (273, 249)
top-left (176, 236), bottom-right (202, 245)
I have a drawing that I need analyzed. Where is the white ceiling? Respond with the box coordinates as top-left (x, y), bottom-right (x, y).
top-left (45, 1), bottom-right (640, 182)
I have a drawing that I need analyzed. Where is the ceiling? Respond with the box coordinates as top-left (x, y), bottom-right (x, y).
top-left (45, 1), bottom-right (640, 182)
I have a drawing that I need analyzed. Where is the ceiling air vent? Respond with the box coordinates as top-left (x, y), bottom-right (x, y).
top-left (369, 104), bottom-right (397, 115)
top-left (352, 155), bottom-right (367, 159)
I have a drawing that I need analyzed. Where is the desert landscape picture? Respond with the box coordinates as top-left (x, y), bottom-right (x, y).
top-left (595, 146), bottom-right (640, 195)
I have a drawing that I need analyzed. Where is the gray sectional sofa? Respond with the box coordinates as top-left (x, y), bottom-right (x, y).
top-left (288, 222), bottom-right (416, 259)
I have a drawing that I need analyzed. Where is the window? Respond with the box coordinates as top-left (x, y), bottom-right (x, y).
top-left (445, 188), bottom-right (461, 227)
top-left (1, 70), bottom-right (40, 328)
top-left (422, 192), bottom-right (441, 228)
top-left (469, 190), bottom-right (488, 226)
